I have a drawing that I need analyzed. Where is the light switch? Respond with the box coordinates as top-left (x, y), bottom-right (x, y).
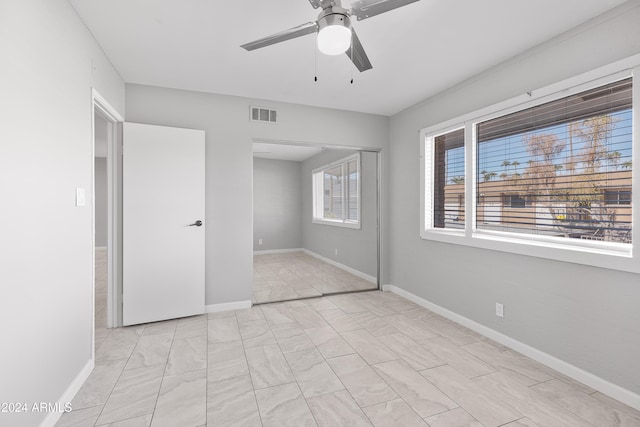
top-left (76, 187), bottom-right (86, 207)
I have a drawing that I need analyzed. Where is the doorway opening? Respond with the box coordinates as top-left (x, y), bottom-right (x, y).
top-left (92, 90), bottom-right (124, 357)
top-left (252, 140), bottom-right (381, 305)
top-left (94, 110), bottom-right (109, 340)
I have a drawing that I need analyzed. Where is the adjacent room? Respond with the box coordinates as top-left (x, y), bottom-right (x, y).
top-left (2, 1), bottom-right (640, 427)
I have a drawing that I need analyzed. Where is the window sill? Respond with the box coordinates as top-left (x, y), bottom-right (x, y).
top-left (421, 228), bottom-right (465, 240)
top-left (313, 218), bottom-right (361, 229)
top-left (420, 228), bottom-right (637, 274)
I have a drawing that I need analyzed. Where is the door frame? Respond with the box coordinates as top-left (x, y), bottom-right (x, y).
top-left (92, 89), bottom-right (124, 346)
top-left (251, 138), bottom-right (383, 298)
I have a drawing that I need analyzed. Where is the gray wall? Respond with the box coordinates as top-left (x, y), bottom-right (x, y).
top-left (253, 158), bottom-right (302, 251)
top-left (125, 85), bottom-right (390, 305)
top-left (389, 1), bottom-right (640, 395)
top-left (95, 158), bottom-right (108, 247)
top-left (0, 1), bottom-right (125, 426)
top-left (302, 150), bottom-right (378, 278)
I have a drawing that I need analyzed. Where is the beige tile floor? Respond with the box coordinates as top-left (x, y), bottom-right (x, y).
top-left (253, 252), bottom-right (377, 304)
top-left (57, 250), bottom-right (640, 426)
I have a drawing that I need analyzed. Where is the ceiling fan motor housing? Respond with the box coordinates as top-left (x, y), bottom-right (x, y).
top-left (317, 6), bottom-right (352, 31)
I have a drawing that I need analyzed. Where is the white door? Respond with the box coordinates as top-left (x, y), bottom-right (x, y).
top-left (123, 123), bottom-right (205, 326)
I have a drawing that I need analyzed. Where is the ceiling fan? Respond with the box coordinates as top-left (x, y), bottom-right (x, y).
top-left (241, 0), bottom-right (421, 72)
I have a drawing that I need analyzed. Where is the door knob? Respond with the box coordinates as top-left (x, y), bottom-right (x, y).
top-left (189, 220), bottom-right (203, 227)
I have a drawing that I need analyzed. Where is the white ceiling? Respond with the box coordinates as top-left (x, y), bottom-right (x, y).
top-left (253, 142), bottom-right (323, 161)
top-left (70, 0), bottom-right (627, 116)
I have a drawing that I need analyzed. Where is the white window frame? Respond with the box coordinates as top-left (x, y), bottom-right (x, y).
top-left (421, 124), bottom-right (466, 237)
top-left (419, 55), bottom-right (640, 274)
top-left (312, 153), bottom-right (361, 229)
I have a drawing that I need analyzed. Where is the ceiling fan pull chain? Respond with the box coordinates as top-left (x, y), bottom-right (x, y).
top-left (314, 42), bottom-right (318, 82)
top-left (350, 32), bottom-right (354, 84)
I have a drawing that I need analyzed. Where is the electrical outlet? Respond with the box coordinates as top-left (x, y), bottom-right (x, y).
top-left (495, 302), bottom-right (504, 318)
top-left (258, 239), bottom-right (263, 245)
top-left (335, 249), bottom-right (338, 256)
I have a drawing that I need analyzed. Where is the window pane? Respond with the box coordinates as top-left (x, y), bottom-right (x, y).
top-left (434, 128), bottom-right (465, 229)
top-left (346, 159), bottom-right (359, 221)
top-left (476, 78), bottom-right (632, 244)
top-left (619, 190), bottom-right (632, 205)
top-left (323, 165), bottom-right (343, 219)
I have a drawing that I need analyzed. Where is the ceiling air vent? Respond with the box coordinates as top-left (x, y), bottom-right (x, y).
top-left (250, 106), bottom-right (277, 123)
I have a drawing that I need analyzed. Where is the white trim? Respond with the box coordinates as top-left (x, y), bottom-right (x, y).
top-left (253, 248), bottom-right (304, 255)
top-left (632, 65), bottom-right (640, 254)
top-left (92, 89), bottom-right (124, 122)
top-left (418, 57), bottom-right (640, 274)
top-left (382, 285), bottom-right (640, 412)
top-left (92, 88), bottom-right (124, 334)
top-left (251, 137), bottom-right (383, 153)
top-left (90, 97), bottom-right (97, 372)
top-left (303, 249), bottom-right (377, 284)
top-left (312, 218), bottom-right (361, 229)
top-left (206, 300), bottom-right (252, 313)
top-left (420, 124), bottom-right (466, 237)
top-left (39, 359), bottom-right (94, 427)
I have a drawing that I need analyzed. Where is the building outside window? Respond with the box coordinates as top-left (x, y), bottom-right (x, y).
top-left (502, 194), bottom-right (527, 209)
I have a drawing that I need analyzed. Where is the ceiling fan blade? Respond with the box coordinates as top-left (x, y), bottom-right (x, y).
top-left (346, 28), bottom-right (372, 72)
top-left (350, 0), bottom-right (420, 21)
top-left (307, 0), bottom-right (323, 9)
top-left (241, 22), bottom-right (318, 51)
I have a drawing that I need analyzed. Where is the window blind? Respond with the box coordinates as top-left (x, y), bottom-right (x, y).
top-left (476, 78), bottom-right (632, 243)
top-left (323, 165), bottom-right (343, 220)
top-left (346, 159), bottom-right (359, 222)
top-left (432, 128), bottom-right (465, 229)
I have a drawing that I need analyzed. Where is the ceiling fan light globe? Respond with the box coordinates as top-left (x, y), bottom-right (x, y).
top-left (317, 25), bottom-right (351, 56)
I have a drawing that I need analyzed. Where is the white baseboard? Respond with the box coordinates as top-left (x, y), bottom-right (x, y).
top-left (383, 284), bottom-right (640, 412)
top-left (253, 248), bottom-right (303, 255)
top-left (302, 249), bottom-right (377, 285)
top-left (40, 359), bottom-right (94, 427)
top-left (206, 300), bottom-right (252, 313)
